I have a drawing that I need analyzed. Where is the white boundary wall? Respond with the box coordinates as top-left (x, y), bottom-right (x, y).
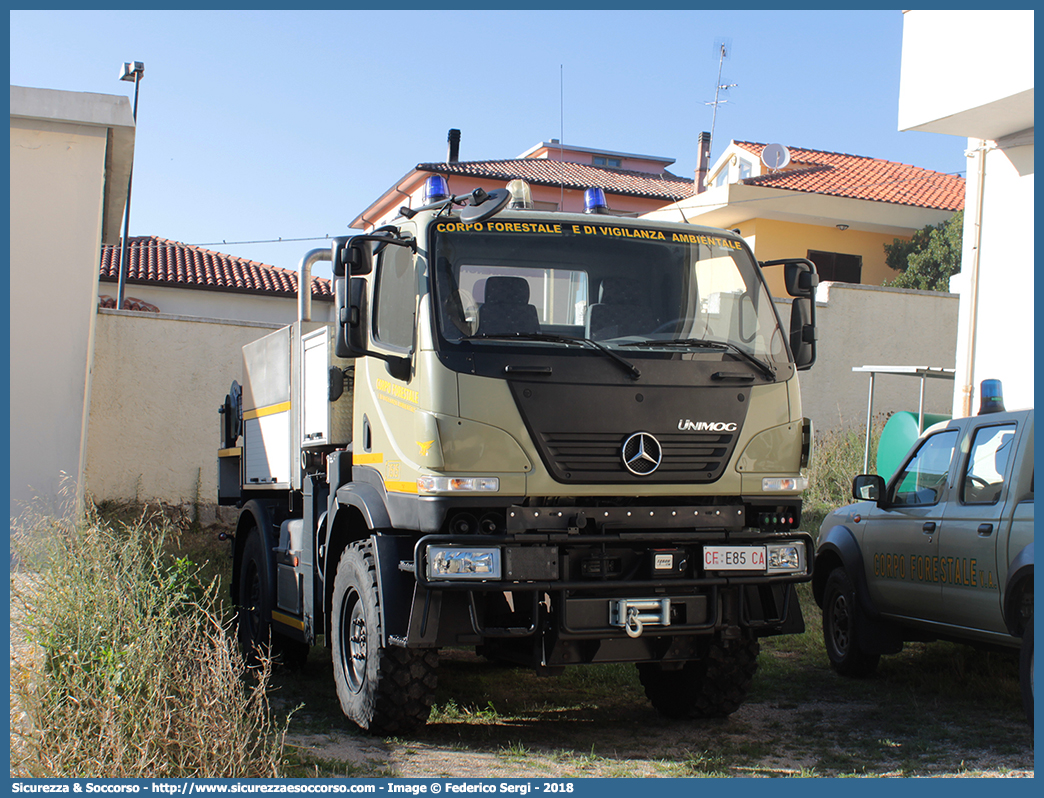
top-left (85, 282), bottom-right (958, 507)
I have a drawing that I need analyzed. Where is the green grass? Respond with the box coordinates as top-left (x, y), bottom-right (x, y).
top-left (10, 502), bottom-right (289, 778)
top-left (803, 418), bottom-right (885, 535)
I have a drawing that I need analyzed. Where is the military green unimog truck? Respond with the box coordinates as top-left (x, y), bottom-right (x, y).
top-left (218, 180), bottom-right (819, 734)
top-left (814, 394), bottom-right (1034, 723)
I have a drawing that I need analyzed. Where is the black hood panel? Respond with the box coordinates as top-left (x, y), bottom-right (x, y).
top-left (509, 376), bottom-right (751, 485)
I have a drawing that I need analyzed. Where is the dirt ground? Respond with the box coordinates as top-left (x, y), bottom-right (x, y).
top-left (276, 649), bottom-right (1035, 779)
top-left (282, 701), bottom-right (1034, 779)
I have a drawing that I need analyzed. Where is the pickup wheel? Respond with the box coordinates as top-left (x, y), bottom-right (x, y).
top-left (331, 540), bottom-right (438, 735)
top-left (637, 633), bottom-right (759, 719)
top-left (236, 527), bottom-right (309, 668)
top-left (1019, 615), bottom-right (1033, 725)
top-left (822, 567), bottom-right (880, 677)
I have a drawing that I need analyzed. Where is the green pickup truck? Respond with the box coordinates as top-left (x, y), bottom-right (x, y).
top-left (813, 407), bottom-right (1034, 723)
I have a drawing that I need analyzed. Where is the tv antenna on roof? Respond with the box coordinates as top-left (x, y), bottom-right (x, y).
top-left (705, 39), bottom-right (737, 161)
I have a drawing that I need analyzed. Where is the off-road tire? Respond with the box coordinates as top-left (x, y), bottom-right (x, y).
top-left (637, 633), bottom-right (760, 719)
top-left (822, 566), bottom-right (880, 677)
top-left (1019, 615), bottom-right (1033, 725)
top-left (331, 540), bottom-right (438, 735)
top-left (236, 526), bottom-right (310, 668)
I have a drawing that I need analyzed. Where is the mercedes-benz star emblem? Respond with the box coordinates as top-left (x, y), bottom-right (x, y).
top-left (622, 432), bottom-right (662, 476)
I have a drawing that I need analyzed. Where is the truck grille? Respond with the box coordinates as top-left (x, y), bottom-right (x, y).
top-left (539, 431), bottom-right (734, 483)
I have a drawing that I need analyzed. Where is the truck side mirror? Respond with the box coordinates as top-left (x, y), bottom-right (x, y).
top-left (784, 260), bottom-right (819, 298)
top-left (334, 239), bottom-right (373, 277)
top-left (789, 297), bottom-right (817, 371)
top-left (334, 276), bottom-right (368, 359)
top-left (852, 474), bottom-right (886, 504)
top-left (330, 236), bottom-right (351, 277)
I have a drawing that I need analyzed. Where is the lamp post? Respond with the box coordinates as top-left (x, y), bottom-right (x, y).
top-left (116, 61), bottom-right (144, 310)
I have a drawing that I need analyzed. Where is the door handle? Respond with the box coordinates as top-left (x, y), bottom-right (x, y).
top-left (977, 523), bottom-right (994, 536)
top-left (922, 522), bottom-right (937, 534)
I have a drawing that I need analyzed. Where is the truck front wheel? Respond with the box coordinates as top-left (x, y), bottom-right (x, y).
top-left (822, 567), bottom-right (879, 677)
top-left (637, 632), bottom-right (759, 719)
top-left (331, 540), bottom-right (438, 735)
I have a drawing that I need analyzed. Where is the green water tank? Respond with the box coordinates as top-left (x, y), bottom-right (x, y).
top-left (876, 411), bottom-right (951, 480)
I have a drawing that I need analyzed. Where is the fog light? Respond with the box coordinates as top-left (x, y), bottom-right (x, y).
top-left (766, 542), bottom-right (806, 574)
top-left (427, 546), bottom-right (502, 580)
top-left (762, 477), bottom-right (808, 492)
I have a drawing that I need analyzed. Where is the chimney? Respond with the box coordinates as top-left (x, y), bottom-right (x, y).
top-left (695, 131), bottom-right (711, 194)
top-left (447, 129), bottom-right (461, 163)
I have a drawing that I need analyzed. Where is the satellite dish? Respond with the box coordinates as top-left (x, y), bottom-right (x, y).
top-left (761, 143), bottom-right (791, 171)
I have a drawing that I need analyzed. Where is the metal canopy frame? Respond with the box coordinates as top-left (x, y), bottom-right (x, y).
top-left (852, 365), bottom-right (956, 472)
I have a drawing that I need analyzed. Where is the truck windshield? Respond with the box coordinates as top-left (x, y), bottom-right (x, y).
top-left (431, 220), bottom-right (790, 372)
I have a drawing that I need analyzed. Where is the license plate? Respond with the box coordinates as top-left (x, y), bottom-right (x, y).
top-left (703, 546), bottom-right (766, 571)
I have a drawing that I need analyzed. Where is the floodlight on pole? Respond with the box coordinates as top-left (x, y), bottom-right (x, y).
top-left (116, 61), bottom-right (144, 310)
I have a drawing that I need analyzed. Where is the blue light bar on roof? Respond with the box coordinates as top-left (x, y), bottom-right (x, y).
top-left (423, 175), bottom-right (450, 204)
top-left (584, 187), bottom-right (608, 214)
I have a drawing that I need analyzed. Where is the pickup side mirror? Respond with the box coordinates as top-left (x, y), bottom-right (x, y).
top-left (852, 474), bottom-right (886, 504)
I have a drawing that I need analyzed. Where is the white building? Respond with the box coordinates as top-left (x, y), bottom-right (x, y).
top-left (899, 9), bottom-right (1034, 416)
top-left (10, 86), bottom-right (134, 519)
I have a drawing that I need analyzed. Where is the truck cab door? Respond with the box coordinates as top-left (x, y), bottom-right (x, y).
top-left (861, 428), bottom-right (959, 622)
top-left (351, 233), bottom-right (427, 489)
top-left (937, 421), bottom-right (1018, 633)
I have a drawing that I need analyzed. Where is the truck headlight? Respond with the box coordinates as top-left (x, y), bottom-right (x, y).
top-left (427, 546), bottom-right (502, 580)
top-left (765, 542), bottom-right (807, 574)
top-left (417, 476), bottom-right (500, 493)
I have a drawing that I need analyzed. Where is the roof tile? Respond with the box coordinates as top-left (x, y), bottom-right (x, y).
top-left (417, 160), bottom-right (695, 202)
top-left (99, 236), bottom-right (333, 299)
top-left (732, 142), bottom-right (964, 211)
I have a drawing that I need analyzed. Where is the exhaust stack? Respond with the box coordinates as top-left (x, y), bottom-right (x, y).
top-left (447, 129), bottom-right (461, 163)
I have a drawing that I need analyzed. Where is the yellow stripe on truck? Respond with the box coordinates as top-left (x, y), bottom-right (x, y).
top-left (271, 610), bottom-right (304, 631)
top-left (243, 401), bottom-right (292, 421)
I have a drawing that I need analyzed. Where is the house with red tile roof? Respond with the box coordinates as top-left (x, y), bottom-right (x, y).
top-left (98, 235), bottom-right (333, 324)
top-left (352, 132), bottom-right (963, 299)
top-left (643, 140), bottom-right (964, 295)
top-left (351, 135), bottom-right (694, 230)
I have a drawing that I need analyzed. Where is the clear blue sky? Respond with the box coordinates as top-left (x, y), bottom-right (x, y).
top-left (10, 9), bottom-right (968, 278)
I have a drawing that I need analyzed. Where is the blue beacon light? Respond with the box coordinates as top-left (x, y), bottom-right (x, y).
top-left (423, 175), bottom-right (450, 204)
top-left (977, 379), bottom-right (1005, 415)
top-left (584, 187), bottom-right (609, 214)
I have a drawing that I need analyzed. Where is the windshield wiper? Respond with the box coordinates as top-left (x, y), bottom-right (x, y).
top-left (470, 332), bottom-right (641, 380)
top-left (620, 338), bottom-right (776, 380)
